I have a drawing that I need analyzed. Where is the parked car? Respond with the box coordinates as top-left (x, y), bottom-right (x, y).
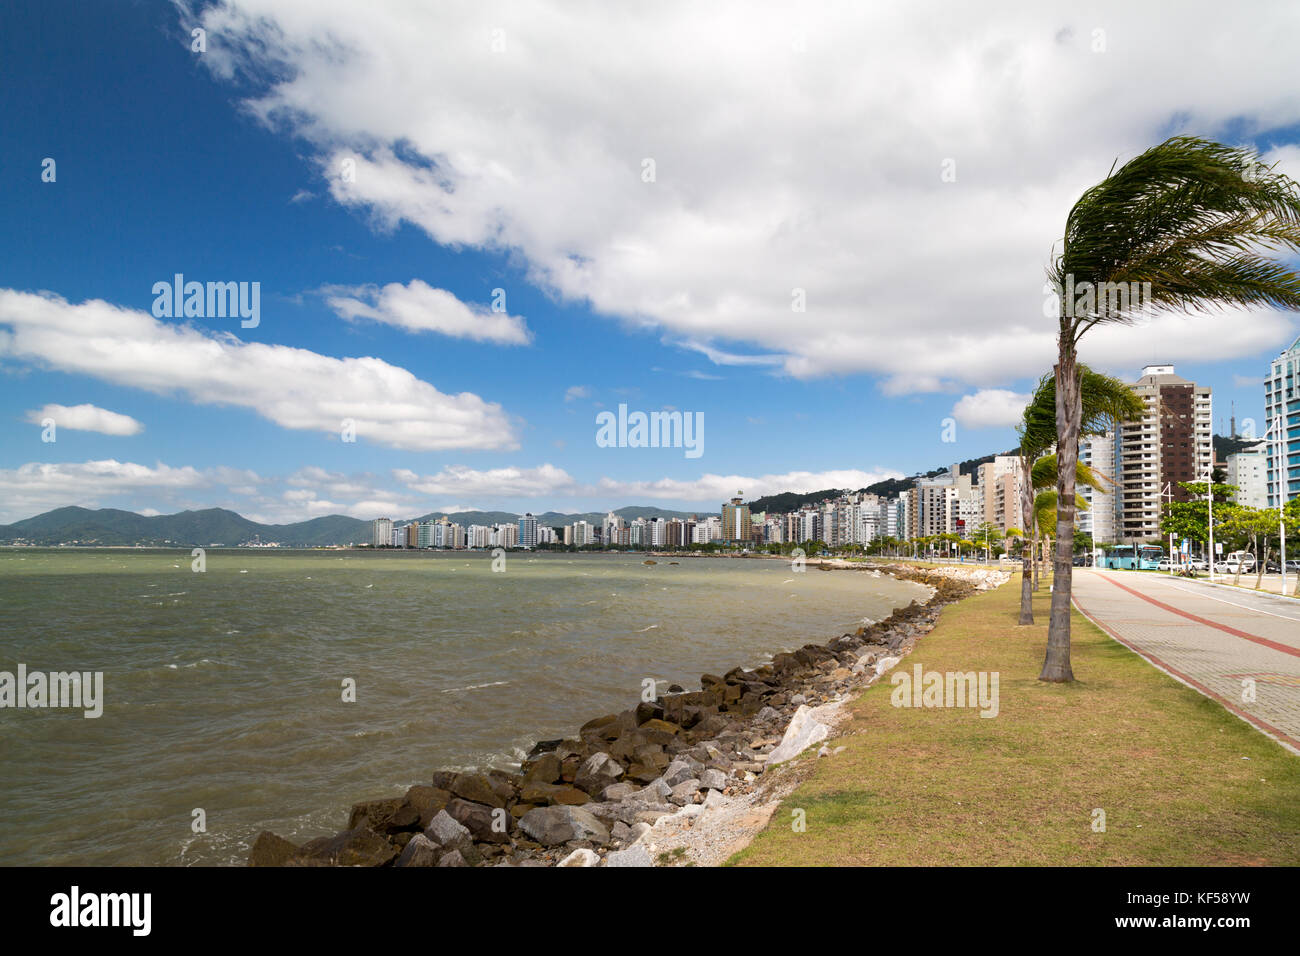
top-left (1156, 559), bottom-right (1172, 571)
top-left (1188, 558), bottom-right (1208, 571)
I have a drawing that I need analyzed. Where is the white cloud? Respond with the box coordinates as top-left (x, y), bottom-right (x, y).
top-left (325, 279), bottom-right (531, 344)
top-left (24, 403), bottom-right (143, 436)
top-left (189, 0), bottom-right (1300, 392)
top-left (951, 389), bottom-right (1031, 429)
top-left (564, 385), bottom-right (591, 401)
top-left (0, 459), bottom-right (218, 523)
top-left (398, 463), bottom-right (577, 499)
top-left (0, 457), bottom-right (905, 524)
top-left (0, 289), bottom-right (519, 451)
top-left (588, 469), bottom-right (903, 503)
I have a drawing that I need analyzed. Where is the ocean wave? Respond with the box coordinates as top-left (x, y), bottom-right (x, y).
top-left (440, 680), bottom-right (510, 693)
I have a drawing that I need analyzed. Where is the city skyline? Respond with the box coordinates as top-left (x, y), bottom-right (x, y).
top-left (4, 2), bottom-right (1300, 526)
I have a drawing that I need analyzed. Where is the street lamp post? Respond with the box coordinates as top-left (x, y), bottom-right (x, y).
top-left (1161, 481), bottom-right (1175, 576)
top-left (1263, 414), bottom-right (1287, 596)
top-left (1206, 464), bottom-right (1216, 584)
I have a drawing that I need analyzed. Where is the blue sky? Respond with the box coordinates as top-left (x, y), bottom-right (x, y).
top-left (1, 0), bottom-right (1297, 523)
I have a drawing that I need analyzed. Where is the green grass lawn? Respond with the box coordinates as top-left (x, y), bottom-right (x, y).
top-left (729, 573), bottom-right (1300, 866)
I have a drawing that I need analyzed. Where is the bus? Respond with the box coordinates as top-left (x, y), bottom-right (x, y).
top-left (1103, 545), bottom-right (1163, 570)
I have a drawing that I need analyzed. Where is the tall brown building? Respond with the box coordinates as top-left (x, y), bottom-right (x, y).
top-left (1116, 365), bottom-right (1212, 541)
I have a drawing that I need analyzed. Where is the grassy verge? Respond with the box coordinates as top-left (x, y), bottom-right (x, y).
top-left (728, 573), bottom-right (1300, 866)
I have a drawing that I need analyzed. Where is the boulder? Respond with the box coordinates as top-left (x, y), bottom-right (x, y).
top-left (446, 797), bottom-right (512, 844)
top-left (400, 785), bottom-right (452, 828)
top-left (600, 782), bottom-right (638, 802)
top-left (765, 704), bottom-right (830, 764)
top-left (437, 849), bottom-right (468, 867)
top-left (248, 831), bottom-right (298, 867)
top-left (606, 845), bottom-right (655, 867)
top-left (699, 768), bottom-right (727, 792)
top-left (424, 809), bottom-right (472, 848)
top-left (637, 718), bottom-right (682, 745)
top-left (396, 833), bottom-right (441, 867)
top-left (557, 848), bottom-right (600, 867)
top-left (522, 752), bottom-right (562, 783)
top-left (662, 757), bottom-right (703, 788)
top-left (575, 752), bottom-right (625, 795)
top-left (669, 779), bottom-right (701, 805)
top-left (447, 772), bottom-right (506, 809)
top-left (288, 828), bottom-right (398, 867)
top-left (526, 738), bottom-right (563, 758)
top-left (635, 700), bottom-right (665, 724)
top-left (347, 797), bottom-right (409, 833)
top-left (517, 806), bottom-right (610, 846)
top-left (519, 780), bottom-right (592, 806)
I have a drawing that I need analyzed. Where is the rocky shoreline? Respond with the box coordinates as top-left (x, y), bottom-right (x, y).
top-left (247, 561), bottom-right (1007, 868)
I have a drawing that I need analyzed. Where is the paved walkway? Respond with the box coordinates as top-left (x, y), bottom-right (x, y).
top-left (1070, 568), bottom-right (1300, 754)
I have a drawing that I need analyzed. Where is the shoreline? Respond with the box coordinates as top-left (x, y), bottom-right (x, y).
top-left (248, 561), bottom-right (1008, 867)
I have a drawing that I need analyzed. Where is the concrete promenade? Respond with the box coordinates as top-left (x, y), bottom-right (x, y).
top-left (1071, 568), bottom-right (1300, 754)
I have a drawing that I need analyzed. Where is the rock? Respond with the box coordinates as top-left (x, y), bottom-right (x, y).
top-left (522, 752), bottom-right (562, 783)
top-left (635, 700), bottom-right (665, 724)
top-left (558, 848), bottom-right (600, 867)
top-left (628, 822), bottom-right (653, 843)
top-left (288, 828), bottom-right (398, 867)
top-left (702, 789), bottom-right (726, 809)
top-left (519, 780), bottom-right (592, 806)
top-left (400, 785), bottom-right (452, 828)
top-left (447, 772), bottom-right (506, 809)
top-left (631, 777), bottom-right (673, 804)
top-left (637, 718), bottom-right (682, 745)
top-left (669, 779), bottom-right (701, 805)
top-left (437, 849), bottom-right (468, 867)
top-left (575, 752), bottom-right (625, 796)
top-left (579, 713), bottom-right (621, 738)
top-left (395, 833), bottom-right (441, 867)
top-left (424, 809), bottom-right (472, 848)
top-left (600, 782), bottom-right (638, 802)
top-left (699, 768), bottom-right (727, 791)
top-left (605, 845), bottom-right (655, 867)
top-left (517, 805), bottom-right (610, 846)
top-left (248, 831), bottom-right (298, 867)
top-left (348, 797), bottom-right (411, 834)
top-left (765, 704), bottom-right (830, 764)
top-left (447, 797), bottom-right (512, 844)
top-left (661, 757), bottom-right (703, 788)
top-left (610, 821), bottom-right (634, 842)
top-left (526, 739), bottom-right (563, 758)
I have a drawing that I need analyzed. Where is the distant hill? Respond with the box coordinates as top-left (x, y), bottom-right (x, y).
top-left (0, 453), bottom-right (1037, 546)
top-left (0, 506), bottom-right (371, 548)
top-left (0, 504), bottom-right (706, 546)
top-left (1213, 433), bottom-right (1264, 461)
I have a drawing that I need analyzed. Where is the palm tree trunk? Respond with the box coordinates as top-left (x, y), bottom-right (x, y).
top-left (1018, 457), bottom-right (1035, 624)
top-left (1042, 350), bottom-right (1079, 682)
top-left (1032, 525), bottom-right (1040, 591)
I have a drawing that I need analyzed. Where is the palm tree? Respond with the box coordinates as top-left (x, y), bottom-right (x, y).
top-left (1017, 367), bottom-right (1145, 624)
top-left (1044, 136), bottom-right (1300, 681)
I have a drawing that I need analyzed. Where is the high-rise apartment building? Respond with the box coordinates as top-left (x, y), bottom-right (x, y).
top-left (1227, 441), bottom-right (1270, 508)
top-left (721, 495), bottom-right (753, 543)
top-left (518, 513), bottom-right (538, 549)
top-left (1115, 365), bottom-right (1212, 541)
top-left (1079, 432), bottom-right (1117, 544)
top-left (1264, 335), bottom-right (1300, 506)
top-left (371, 517), bottom-right (393, 548)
